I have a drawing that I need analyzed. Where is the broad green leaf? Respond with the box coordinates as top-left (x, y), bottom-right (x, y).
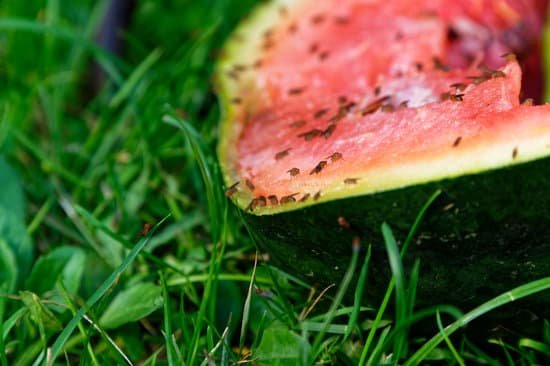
top-left (255, 326), bottom-right (310, 366)
top-left (25, 246), bottom-right (84, 295)
top-left (60, 247), bottom-right (86, 294)
top-left (20, 291), bottom-right (63, 333)
top-left (99, 282), bottom-right (163, 329)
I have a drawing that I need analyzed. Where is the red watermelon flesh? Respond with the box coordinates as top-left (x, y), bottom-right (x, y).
top-left (220, 0), bottom-right (549, 213)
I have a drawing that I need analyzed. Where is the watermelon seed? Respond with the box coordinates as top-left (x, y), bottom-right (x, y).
top-left (309, 42), bottom-right (319, 53)
top-left (415, 62), bottom-right (424, 72)
top-left (275, 148), bottom-right (292, 160)
top-left (267, 195), bottom-right (278, 205)
top-left (334, 16), bottom-right (349, 25)
top-left (311, 14), bottom-right (326, 25)
top-left (280, 193), bottom-right (299, 204)
top-left (327, 152), bottom-right (342, 162)
top-left (263, 28), bottom-right (274, 38)
top-left (338, 216), bottom-right (351, 229)
top-left (344, 178), bottom-right (359, 184)
top-left (288, 87), bottom-right (306, 95)
top-left (512, 147), bottom-right (518, 159)
top-left (318, 51), bottom-right (330, 61)
top-left (226, 71), bottom-right (239, 80)
top-left (322, 124), bottom-right (337, 138)
top-left (288, 23), bottom-right (298, 33)
top-left (298, 128), bottom-right (322, 141)
top-left (313, 191), bottom-right (322, 200)
top-left (224, 181), bottom-right (240, 197)
top-left (314, 108), bottom-right (329, 119)
top-left (253, 59), bottom-right (263, 68)
top-left (453, 136), bottom-right (462, 147)
top-left (289, 119), bottom-right (306, 128)
top-left (287, 167), bottom-right (300, 176)
top-left (374, 86), bottom-right (381, 96)
top-left (310, 161), bottom-right (327, 175)
top-left (338, 96), bottom-right (347, 104)
top-left (233, 64), bottom-right (247, 72)
top-left (245, 179), bottom-right (255, 191)
top-left (300, 193), bottom-right (310, 202)
top-left (262, 40), bottom-right (275, 51)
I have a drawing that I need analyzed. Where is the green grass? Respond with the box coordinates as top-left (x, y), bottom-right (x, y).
top-left (0, 0), bottom-right (549, 365)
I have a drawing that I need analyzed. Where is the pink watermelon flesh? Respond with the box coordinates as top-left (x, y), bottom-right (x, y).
top-left (227, 0), bottom-right (549, 209)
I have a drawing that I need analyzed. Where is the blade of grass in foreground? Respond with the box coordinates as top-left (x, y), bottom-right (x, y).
top-left (404, 277), bottom-right (550, 366)
top-left (42, 214), bottom-right (171, 365)
top-left (359, 189), bottom-right (441, 364)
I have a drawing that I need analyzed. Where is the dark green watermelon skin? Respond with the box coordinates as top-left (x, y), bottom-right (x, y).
top-left (244, 156), bottom-right (550, 314)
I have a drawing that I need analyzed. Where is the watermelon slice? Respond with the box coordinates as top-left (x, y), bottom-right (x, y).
top-left (216, 0), bottom-right (550, 309)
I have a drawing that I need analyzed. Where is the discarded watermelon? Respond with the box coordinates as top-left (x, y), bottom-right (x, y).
top-left (216, 0), bottom-right (550, 311)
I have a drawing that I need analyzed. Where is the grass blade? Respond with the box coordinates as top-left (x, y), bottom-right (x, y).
top-left (359, 190), bottom-right (441, 364)
top-left (404, 277), bottom-right (550, 366)
top-left (344, 245), bottom-right (371, 341)
top-left (436, 310), bottom-right (465, 366)
top-left (43, 214), bottom-right (170, 364)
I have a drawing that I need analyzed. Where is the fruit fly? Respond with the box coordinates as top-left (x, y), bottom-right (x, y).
top-left (322, 124), bottom-right (337, 139)
top-left (140, 223), bottom-right (153, 237)
top-left (310, 161), bottom-right (327, 174)
top-left (453, 136), bottom-right (462, 147)
top-left (337, 216), bottom-right (350, 229)
top-left (287, 167), bottom-right (300, 176)
top-left (280, 193), bottom-right (299, 204)
top-left (344, 178), bottom-right (359, 184)
top-left (268, 195), bottom-right (278, 205)
top-left (245, 179), bottom-right (255, 191)
top-left (361, 96), bottom-right (391, 115)
top-left (225, 181), bottom-right (240, 197)
top-left (326, 152), bottom-right (342, 162)
top-left (314, 108), bottom-right (329, 119)
top-left (275, 148), bottom-right (291, 160)
top-left (298, 129), bottom-right (322, 141)
top-left (288, 87), bottom-right (306, 95)
top-left (300, 193), bottom-right (310, 202)
top-left (289, 119), bottom-right (306, 128)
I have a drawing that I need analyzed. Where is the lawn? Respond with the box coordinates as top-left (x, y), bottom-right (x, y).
top-left (1, 0), bottom-right (550, 365)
